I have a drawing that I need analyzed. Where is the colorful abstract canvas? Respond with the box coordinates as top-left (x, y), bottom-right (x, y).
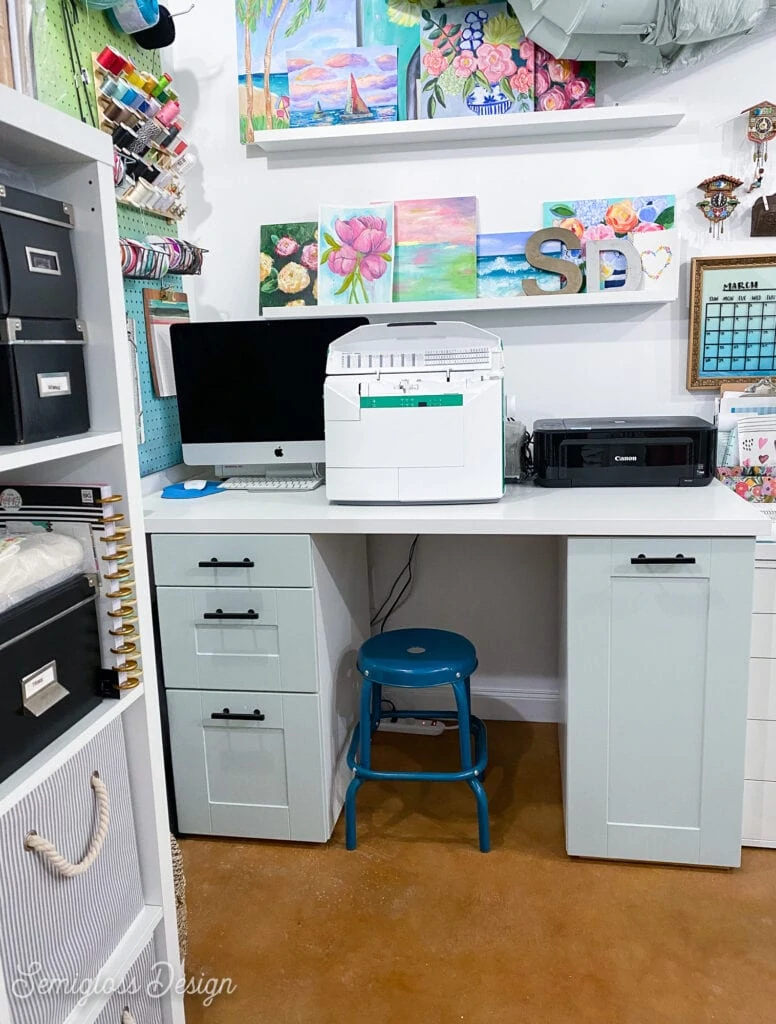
top-left (235, 0), bottom-right (357, 142)
top-left (419, 3), bottom-right (533, 120)
top-left (534, 45), bottom-right (596, 111)
top-left (477, 232), bottom-right (561, 297)
top-left (259, 222), bottom-right (318, 312)
top-left (287, 45), bottom-right (398, 127)
top-left (318, 204), bottom-right (394, 305)
top-left (542, 195), bottom-right (675, 290)
top-left (394, 196), bottom-right (477, 301)
top-left (361, 0), bottom-right (421, 120)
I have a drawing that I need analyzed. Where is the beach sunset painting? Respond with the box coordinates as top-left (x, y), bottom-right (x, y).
top-left (394, 196), bottom-right (478, 302)
top-left (287, 46), bottom-right (398, 127)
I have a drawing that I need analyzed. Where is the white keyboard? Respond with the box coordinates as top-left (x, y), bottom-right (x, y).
top-left (221, 476), bottom-right (323, 491)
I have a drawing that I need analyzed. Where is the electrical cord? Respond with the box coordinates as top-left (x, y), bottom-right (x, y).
top-left (376, 535), bottom-right (419, 633)
top-left (370, 534), bottom-right (419, 630)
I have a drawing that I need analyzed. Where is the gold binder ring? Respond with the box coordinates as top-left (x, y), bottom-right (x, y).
top-left (116, 677), bottom-right (141, 691)
top-left (103, 567), bottom-right (132, 581)
top-left (108, 605), bottom-right (135, 619)
top-left (102, 548), bottom-right (130, 562)
top-left (102, 512), bottom-right (125, 524)
top-left (109, 623), bottom-right (137, 637)
top-left (98, 494), bottom-right (123, 503)
top-left (106, 586), bottom-right (134, 599)
top-left (111, 641), bottom-right (137, 655)
top-left (118, 659), bottom-right (139, 672)
top-left (99, 529), bottom-right (129, 543)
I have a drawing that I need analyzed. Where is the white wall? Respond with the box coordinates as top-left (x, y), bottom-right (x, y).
top-left (165, 9), bottom-right (776, 719)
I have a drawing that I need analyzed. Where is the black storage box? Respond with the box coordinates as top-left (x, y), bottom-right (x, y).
top-left (0, 183), bottom-right (77, 320)
top-left (0, 317), bottom-right (89, 444)
top-left (0, 574), bottom-right (102, 783)
top-left (533, 416), bottom-right (717, 488)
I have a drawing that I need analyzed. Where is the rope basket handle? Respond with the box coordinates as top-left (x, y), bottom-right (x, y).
top-left (122, 1009), bottom-right (137, 1024)
top-left (24, 771), bottom-right (110, 878)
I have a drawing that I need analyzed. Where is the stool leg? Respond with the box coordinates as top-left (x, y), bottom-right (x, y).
top-left (370, 682), bottom-right (382, 733)
top-left (468, 777), bottom-right (491, 853)
top-left (345, 775), bottom-right (363, 850)
top-left (452, 678), bottom-right (473, 770)
top-left (359, 679), bottom-right (373, 770)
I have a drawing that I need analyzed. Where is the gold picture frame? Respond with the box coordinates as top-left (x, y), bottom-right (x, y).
top-left (688, 253), bottom-right (776, 390)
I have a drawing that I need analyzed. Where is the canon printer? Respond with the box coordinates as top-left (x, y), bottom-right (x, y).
top-left (533, 416), bottom-right (716, 488)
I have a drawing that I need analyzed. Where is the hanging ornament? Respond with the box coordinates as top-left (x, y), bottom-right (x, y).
top-left (696, 175), bottom-right (743, 239)
top-left (742, 101), bottom-right (776, 192)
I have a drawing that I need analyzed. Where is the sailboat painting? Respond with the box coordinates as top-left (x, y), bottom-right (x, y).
top-left (287, 46), bottom-right (399, 127)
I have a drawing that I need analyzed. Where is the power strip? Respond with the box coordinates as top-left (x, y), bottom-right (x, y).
top-left (378, 717), bottom-right (446, 736)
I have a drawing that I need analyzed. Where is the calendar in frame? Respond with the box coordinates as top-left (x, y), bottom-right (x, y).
top-left (687, 254), bottom-right (776, 390)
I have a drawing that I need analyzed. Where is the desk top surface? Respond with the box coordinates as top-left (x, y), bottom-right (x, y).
top-left (143, 481), bottom-right (769, 537)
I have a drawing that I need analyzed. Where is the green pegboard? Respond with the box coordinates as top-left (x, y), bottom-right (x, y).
top-left (33, 2), bottom-right (184, 477)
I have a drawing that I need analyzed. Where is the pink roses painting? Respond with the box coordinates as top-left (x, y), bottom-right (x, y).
top-left (534, 46), bottom-right (596, 111)
top-left (318, 206), bottom-right (394, 305)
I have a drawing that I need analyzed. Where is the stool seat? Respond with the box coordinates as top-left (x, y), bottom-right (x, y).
top-left (357, 628), bottom-right (477, 687)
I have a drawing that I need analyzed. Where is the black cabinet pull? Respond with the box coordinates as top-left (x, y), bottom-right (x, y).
top-left (203, 609), bottom-right (259, 620)
top-left (210, 708), bottom-right (266, 721)
top-left (631, 554), bottom-right (696, 565)
top-left (197, 557), bottom-right (255, 568)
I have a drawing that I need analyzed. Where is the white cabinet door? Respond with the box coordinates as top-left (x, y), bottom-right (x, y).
top-left (565, 537), bottom-right (754, 867)
top-left (167, 689), bottom-right (329, 841)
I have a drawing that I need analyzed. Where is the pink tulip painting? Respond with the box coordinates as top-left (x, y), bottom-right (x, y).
top-left (318, 204), bottom-right (394, 305)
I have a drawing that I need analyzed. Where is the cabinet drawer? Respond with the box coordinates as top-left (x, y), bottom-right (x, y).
top-left (157, 586), bottom-right (317, 692)
top-left (743, 780), bottom-right (776, 843)
top-left (745, 719), bottom-right (776, 781)
top-left (749, 658), bottom-right (776, 719)
top-left (756, 540), bottom-right (776, 561)
top-left (610, 538), bottom-right (711, 577)
top-left (167, 688), bottom-right (327, 841)
top-left (152, 533), bottom-right (312, 587)
top-left (751, 614), bottom-right (776, 658)
top-left (754, 566), bottom-right (776, 613)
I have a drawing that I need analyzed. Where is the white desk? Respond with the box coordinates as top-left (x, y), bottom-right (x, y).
top-left (144, 482), bottom-right (767, 866)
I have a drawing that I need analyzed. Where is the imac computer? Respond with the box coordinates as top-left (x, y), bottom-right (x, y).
top-left (169, 317), bottom-right (367, 489)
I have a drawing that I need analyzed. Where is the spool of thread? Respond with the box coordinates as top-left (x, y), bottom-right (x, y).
top-left (157, 99), bottom-right (180, 127)
top-left (96, 46), bottom-right (128, 76)
top-left (104, 100), bottom-right (124, 123)
top-left (141, 73), bottom-right (158, 95)
top-left (101, 78), bottom-right (120, 99)
top-left (151, 74), bottom-right (172, 98)
top-left (113, 80), bottom-right (132, 104)
top-left (144, 96), bottom-right (161, 118)
top-left (126, 69), bottom-right (146, 90)
top-left (172, 138), bottom-right (188, 156)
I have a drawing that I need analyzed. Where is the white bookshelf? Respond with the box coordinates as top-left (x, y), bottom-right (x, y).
top-left (0, 87), bottom-right (184, 1024)
top-left (261, 284), bottom-right (679, 319)
top-left (248, 102), bottom-right (685, 156)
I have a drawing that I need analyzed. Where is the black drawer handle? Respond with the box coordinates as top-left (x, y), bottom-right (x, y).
top-left (211, 708), bottom-right (266, 721)
top-left (197, 557), bottom-right (255, 568)
top-left (203, 609), bottom-right (259, 620)
top-left (631, 554), bottom-right (697, 565)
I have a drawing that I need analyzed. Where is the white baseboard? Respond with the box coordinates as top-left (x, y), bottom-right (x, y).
top-left (382, 681), bottom-right (561, 723)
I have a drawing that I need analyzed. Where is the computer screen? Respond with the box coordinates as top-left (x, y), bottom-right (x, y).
top-left (170, 317), bottom-right (367, 465)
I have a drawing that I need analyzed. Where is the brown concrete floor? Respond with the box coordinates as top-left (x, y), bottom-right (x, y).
top-left (180, 722), bottom-right (776, 1024)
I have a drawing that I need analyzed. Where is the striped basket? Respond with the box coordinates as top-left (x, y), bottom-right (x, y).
top-left (95, 938), bottom-right (163, 1024)
top-left (0, 718), bottom-right (144, 1024)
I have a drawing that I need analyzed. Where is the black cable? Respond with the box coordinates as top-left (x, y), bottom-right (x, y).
top-left (61, 0), bottom-right (87, 125)
top-left (377, 535), bottom-right (419, 633)
top-left (370, 534), bottom-right (419, 627)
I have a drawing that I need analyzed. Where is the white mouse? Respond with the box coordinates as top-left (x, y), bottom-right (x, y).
top-left (183, 479), bottom-right (208, 491)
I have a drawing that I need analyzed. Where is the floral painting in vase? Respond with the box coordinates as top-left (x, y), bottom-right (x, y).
top-left (318, 204), bottom-right (395, 305)
top-left (534, 46), bottom-right (596, 111)
top-left (259, 222), bottom-right (318, 312)
top-left (542, 195), bottom-right (675, 290)
top-left (419, 3), bottom-right (534, 119)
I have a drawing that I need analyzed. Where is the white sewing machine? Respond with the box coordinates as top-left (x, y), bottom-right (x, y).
top-left (324, 321), bottom-right (505, 504)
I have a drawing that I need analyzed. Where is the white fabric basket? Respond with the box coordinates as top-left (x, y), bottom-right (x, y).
top-left (0, 718), bottom-right (144, 1024)
top-left (95, 937), bottom-right (163, 1024)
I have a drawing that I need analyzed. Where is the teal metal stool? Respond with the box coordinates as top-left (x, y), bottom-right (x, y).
top-left (345, 628), bottom-right (490, 852)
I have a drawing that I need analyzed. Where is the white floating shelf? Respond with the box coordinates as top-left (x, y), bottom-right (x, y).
top-left (0, 430), bottom-right (123, 473)
top-left (261, 286), bottom-right (678, 319)
top-left (249, 103), bottom-right (685, 155)
top-left (0, 84), bottom-right (112, 165)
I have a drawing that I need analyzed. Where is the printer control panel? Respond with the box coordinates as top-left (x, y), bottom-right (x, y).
top-left (337, 346), bottom-right (492, 372)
